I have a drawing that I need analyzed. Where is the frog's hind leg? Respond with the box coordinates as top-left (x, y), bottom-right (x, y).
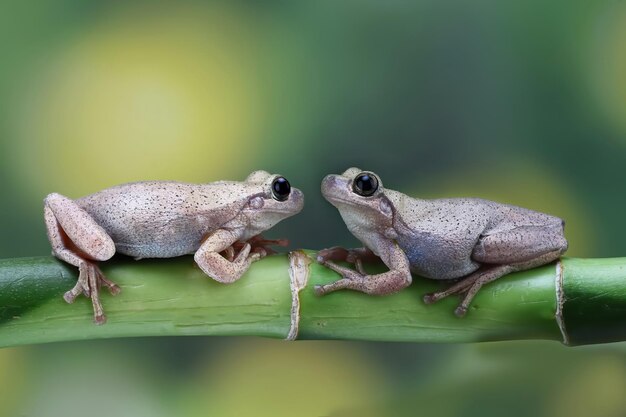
top-left (423, 264), bottom-right (515, 317)
top-left (44, 193), bottom-right (119, 324)
top-left (424, 225), bottom-right (567, 317)
top-left (423, 265), bottom-right (502, 305)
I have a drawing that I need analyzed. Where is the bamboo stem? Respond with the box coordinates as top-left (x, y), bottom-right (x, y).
top-left (0, 252), bottom-right (624, 347)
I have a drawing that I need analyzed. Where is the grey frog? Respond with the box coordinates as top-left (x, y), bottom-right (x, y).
top-left (44, 170), bottom-right (304, 324)
top-left (315, 167), bottom-right (568, 316)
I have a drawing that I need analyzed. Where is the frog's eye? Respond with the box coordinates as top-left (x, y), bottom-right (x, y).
top-left (353, 172), bottom-right (378, 197)
top-left (271, 176), bottom-right (291, 201)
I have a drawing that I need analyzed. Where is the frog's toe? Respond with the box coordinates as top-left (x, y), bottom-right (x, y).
top-left (422, 293), bottom-right (438, 304)
top-left (249, 252), bottom-right (263, 262)
top-left (63, 289), bottom-right (78, 304)
top-left (94, 313), bottom-right (107, 325)
top-left (314, 278), bottom-right (354, 295)
top-left (315, 251), bottom-right (331, 264)
top-left (422, 285), bottom-right (469, 306)
top-left (314, 283), bottom-right (338, 296)
top-left (321, 260), bottom-right (353, 276)
top-left (454, 305), bottom-right (469, 317)
top-left (316, 253), bottom-right (334, 265)
top-left (65, 261), bottom-right (120, 324)
top-left (98, 273), bottom-right (121, 295)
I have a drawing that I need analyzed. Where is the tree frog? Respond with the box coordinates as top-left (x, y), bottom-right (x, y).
top-left (315, 167), bottom-right (568, 316)
top-left (44, 170), bottom-right (304, 324)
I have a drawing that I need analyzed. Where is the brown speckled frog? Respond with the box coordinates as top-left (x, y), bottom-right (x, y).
top-left (315, 167), bottom-right (568, 316)
top-left (44, 170), bottom-right (304, 324)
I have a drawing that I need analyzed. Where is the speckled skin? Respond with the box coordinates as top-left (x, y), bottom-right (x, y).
top-left (44, 170), bottom-right (304, 324)
top-left (315, 167), bottom-right (568, 316)
top-left (75, 180), bottom-right (299, 258)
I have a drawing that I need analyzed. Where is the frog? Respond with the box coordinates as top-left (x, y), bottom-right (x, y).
top-left (314, 167), bottom-right (568, 316)
top-left (44, 170), bottom-right (304, 324)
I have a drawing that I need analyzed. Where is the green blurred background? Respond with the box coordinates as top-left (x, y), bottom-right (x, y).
top-left (1, 0), bottom-right (625, 416)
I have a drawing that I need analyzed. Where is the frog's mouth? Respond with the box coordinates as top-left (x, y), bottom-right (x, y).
top-left (322, 192), bottom-right (374, 211)
top-left (323, 194), bottom-right (355, 207)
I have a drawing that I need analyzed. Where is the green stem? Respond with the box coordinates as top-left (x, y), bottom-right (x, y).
top-left (0, 252), bottom-right (624, 347)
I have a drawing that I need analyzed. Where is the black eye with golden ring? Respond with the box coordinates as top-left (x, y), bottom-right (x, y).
top-left (271, 176), bottom-right (291, 201)
top-left (353, 172), bottom-right (378, 197)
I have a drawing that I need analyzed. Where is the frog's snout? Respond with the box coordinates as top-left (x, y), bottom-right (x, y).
top-left (289, 188), bottom-right (305, 212)
top-left (321, 174), bottom-right (342, 200)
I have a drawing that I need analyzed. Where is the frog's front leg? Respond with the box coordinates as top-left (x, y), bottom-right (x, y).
top-left (315, 241), bottom-right (412, 295)
top-left (44, 193), bottom-right (119, 324)
top-left (194, 229), bottom-right (262, 284)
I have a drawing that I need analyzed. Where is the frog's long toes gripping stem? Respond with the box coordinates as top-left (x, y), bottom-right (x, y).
top-left (314, 259), bottom-right (366, 295)
top-left (422, 290), bottom-right (471, 318)
top-left (63, 262), bottom-right (121, 325)
top-left (313, 284), bottom-right (327, 296)
top-left (423, 265), bottom-right (514, 317)
top-left (314, 279), bottom-right (352, 296)
top-left (454, 305), bottom-right (469, 317)
top-left (422, 276), bottom-right (476, 305)
top-left (422, 293), bottom-right (437, 304)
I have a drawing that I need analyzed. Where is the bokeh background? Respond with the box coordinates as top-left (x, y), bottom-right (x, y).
top-left (1, 0), bottom-right (625, 416)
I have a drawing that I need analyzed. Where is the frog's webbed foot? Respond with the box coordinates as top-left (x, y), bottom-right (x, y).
top-left (423, 265), bottom-right (514, 317)
top-left (64, 261), bottom-right (121, 325)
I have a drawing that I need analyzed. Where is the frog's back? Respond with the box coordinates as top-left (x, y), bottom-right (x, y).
top-left (77, 181), bottom-right (248, 258)
top-left (390, 194), bottom-right (564, 279)
top-left (483, 200), bottom-right (564, 235)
